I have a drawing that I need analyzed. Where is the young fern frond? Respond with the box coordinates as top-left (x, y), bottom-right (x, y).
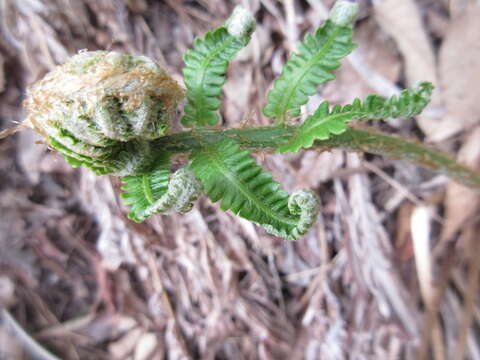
top-left (121, 153), bottom-right (202, 222)
top-left (182, 7), bottom-right (255, 127)
top-left (278, 82), bottom-right (433, 153)
top-left (21, 1), bottom-right (474, 241)
top-left (263, 1), bottom-right (357, 123)
top-left (189, 138), bottom-right (319, 240)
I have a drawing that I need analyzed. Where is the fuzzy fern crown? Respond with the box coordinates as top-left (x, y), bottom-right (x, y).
top-left (25, 51), bottom-right (184, 176)
top-left (23, 1), bottom-right (432, 240)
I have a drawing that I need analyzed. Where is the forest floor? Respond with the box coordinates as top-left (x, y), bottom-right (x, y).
top-left (0, 0), bottom-right (479, 359)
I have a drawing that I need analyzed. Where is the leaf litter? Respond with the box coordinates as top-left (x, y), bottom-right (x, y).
top-left (0, 0), bottom-right (479, 359)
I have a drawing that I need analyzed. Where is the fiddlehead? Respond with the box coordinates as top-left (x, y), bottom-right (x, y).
top-left (263, 1), bottom-right (357, 123)
top-left (181, 6), bottom-right (255, 127)
top-left (24, 50), bottom-right (184, 175)
top-left (121, 153), bottom-right (202, 222)
top-left (189, 138), bottom-right (319, 239)
top-left (278, 82), bottom-right (433, 153)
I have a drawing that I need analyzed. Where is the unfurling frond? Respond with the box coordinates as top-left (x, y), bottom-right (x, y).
top-left (262, 1), bottom-right (358, 122)
top-left (121, 153), bottom-right (202, 222)
top-left (181, 6), bottom-right (255, 127)
top-left (278, 82), bottom-right (433, 153)
top-left (189, 138), bottom-right (319, 239)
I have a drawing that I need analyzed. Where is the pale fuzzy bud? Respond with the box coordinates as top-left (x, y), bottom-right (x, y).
top-left (288, 190), bottom-right (320, 234)
top-left (143, 168), bottom-right (202, 219)
top-left (24, 51), bottom-right (184, 175)
top-left (329, 1), bottom-right (358, 27)
top-left (225, 6), bottom-right (256, 38)
top-left (261, 189), bottom-right (319, 240)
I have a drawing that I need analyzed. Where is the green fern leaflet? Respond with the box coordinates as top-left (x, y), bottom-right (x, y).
top-left (189, 138), bottom-right (319, 239)
top-left (278, 82), bottom-right (433, 153)
top-left (263, 18), bottom-right (356, 122)
top-left (182, 8), bottom-right (255, 127)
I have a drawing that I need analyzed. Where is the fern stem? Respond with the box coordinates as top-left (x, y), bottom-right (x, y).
top-left (156, 126), bottom-right (480, 190)
top-left (321, 128), bottom-right (480, 189)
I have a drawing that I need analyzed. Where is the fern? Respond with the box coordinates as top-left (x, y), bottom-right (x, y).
top-left (278, 82), bottom-right (433, 153)
top-left (189, 138), bottom-right (319, 239)
top-left (121, 153), bottom-right (202, 222)
top-left (262, 8), bottom-right (357, 122)
top-left (182, 7), bottom-right (255, 127)
top-left (22, 2), bottom-right (471, 242)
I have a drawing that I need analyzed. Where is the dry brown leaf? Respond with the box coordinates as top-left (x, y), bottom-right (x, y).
top-left (0, 123), bottom-right (27, 140)
top-left (0, 276), bottom-right (15, 307)
top-left (441, 126), bottom-right (480, 241)
top-left (0, 326), bottom-right (24, 360)
top-left (108, 327), bottom-right (143, 359)
top-left (395, 202), bottom-right (415, 262)
top-left (439, 5), bottom-right (480, 134)
top-left (374, 0), bottom-right (448, 140)
top-left (426, 6), bottom-right (450, 40)
top-left (0, 56), bottom-right (4, 93)
top-left (223, 63), bottom-right (253, 125)
top-left (134, 332), bottom-right (158, 360)
top-left (374, 0), bottom-right (436, 89)
top-left (125, 0), bottom-right (148, 13)
top-left (17, 130), bottom-right (45, 184)
top-left (352, 18), bottom-right (402, 85)
top-left (447, 0), bottom-right (471, 18)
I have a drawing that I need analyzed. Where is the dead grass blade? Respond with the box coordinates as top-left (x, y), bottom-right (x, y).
top-left (0, 309), bottom-right (62, 360)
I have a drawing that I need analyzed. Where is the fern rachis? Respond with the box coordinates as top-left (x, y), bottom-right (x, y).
top-left (278, 82), bottom-right (433, 153)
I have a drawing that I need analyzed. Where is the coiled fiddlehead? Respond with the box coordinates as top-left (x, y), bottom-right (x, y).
top-left (25, 50), bottom-right (184, 175)
top-left (121, 152), bottom-right (202, 222)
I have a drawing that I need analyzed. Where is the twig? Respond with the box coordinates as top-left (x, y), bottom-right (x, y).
top-left (411, 206), bottom-right (445, 360)
top-left (417, 243), bottom-right (456, 360)
top-left (453, 226), bottom-right (480, 360)
top-left (363, 161), bottom-right (420, 204)
top-left (283, 0), bottom-right (298, 52)
top-left (35, 313), bottom-right (95, 340)
top-left (0, 309), bottom-right (62, 360)
top-left (146, 252), bottom-right (191, 358)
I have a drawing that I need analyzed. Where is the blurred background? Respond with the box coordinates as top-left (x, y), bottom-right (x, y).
top-left (0, 0), bottom-right (479, 359)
